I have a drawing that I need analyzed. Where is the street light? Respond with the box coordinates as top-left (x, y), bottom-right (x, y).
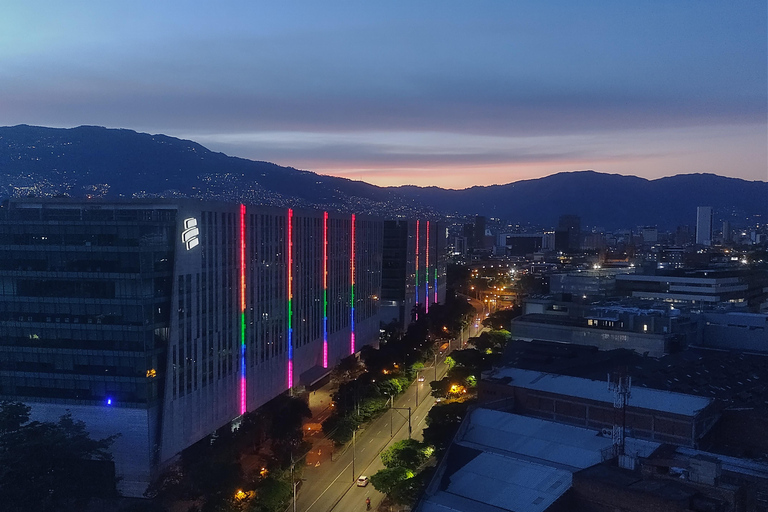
top-left (290, 456), bottom-right (298, 512)
top-left (351, 427), bottom-right (357, 483)
top-left (392, 407), bottom-right (412, 439)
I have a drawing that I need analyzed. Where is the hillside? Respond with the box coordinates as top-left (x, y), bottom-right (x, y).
top-left (1, 125), bottom-right (765, 229)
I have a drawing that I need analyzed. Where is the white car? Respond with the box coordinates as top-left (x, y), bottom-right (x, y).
top-left (418, 375), bottom-right (425, 382)
top-left (357, 475), bottom-right (369, 487)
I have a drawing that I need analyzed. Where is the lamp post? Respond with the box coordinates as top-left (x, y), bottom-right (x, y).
top-left (392, 407), bottom-right (412, 439)
top-left (351, 427), bottom-right (357, 483)
top-left (290, 456), bottom-right (297, 512)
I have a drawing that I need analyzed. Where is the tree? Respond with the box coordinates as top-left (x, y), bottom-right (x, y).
top-left (389, 467), bottom-right (435, 506)
top-left (369, 467), bottom-right (413, 495)
top-left (423, 401), bottom-right (472, 450)
top-left (0, 401), bottom-right (119, 512)
top-left (249, 475), bottom-right (292, 512)
top-left (482, 307), bottom-right (521, 329)
top-left (380, 439), bottom-right (431, 471)
top-left (429, 377), bottom-right (452, 399)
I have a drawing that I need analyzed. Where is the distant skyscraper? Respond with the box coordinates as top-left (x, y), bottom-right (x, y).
top-left (696, 207), bottom-right (713, 245)
top-left (555, 214), bottom-right (581, 252)
top-left (722, 221), bottom-right (731, 243)
top-left (474, 216), bottom-right (487, 249)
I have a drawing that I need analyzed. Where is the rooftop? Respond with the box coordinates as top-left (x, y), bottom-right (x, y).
top-left (460, 409), bottom-right (659, 470)
top-left (486, 367), bottom-right (713, 417)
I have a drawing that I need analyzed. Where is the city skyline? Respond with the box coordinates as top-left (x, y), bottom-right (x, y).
top-left (1, 1), bottom-right (766, 188)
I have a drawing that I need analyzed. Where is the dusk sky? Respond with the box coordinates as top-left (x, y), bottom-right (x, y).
top-left (2, 1), bottom-right (766, 188)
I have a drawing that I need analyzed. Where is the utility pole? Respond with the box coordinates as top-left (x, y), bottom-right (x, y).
top-left (290, 455), bottom-right (297, 512)
top-left (351, 428), bottom-right (356, 482)
top-left (392, 407), bottom-right (412, 439)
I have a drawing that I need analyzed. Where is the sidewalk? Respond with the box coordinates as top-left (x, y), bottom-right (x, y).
top-left (303, 382), bottom-right (337, 468)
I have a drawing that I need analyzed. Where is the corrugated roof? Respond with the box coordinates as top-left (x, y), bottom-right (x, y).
top-left (489, 368), bottom-right (712, 416)
top-left (460, 409), bottom-right (658, 469)
top-left (445, 452), bottom-right (571, 512)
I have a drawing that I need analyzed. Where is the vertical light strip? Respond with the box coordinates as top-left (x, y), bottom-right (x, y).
top-left (323, 211), bottom-right (328, 368)
top-left (350, 214), bottom-right (356, 354)
top-left (434, 223), bottom-right (438, 304)
top-left (425, 221), bottom-right (430, 313)
top-left (239, 204), bottom-right (246, 415)
top-left (415, 220), bottom-right (420, 316)
top-left (287, 208), bottom-right (294, 389)
top-left (434, 266), bottom-right (438, 304)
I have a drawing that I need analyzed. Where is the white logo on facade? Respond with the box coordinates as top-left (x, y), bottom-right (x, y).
top-left (182, 218), bottom-right (199, 250)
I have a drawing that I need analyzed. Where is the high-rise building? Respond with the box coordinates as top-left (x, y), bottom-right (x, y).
top-left (696, 206), bottom-right (713, 246)
top-left (380, 219), bottom-right (446, 329)
top-left (0, 199), bottom-right (383, 496)
top-left (473, 216), bottom-right (487, 249)
top-left (555, 214), bottom-right (581, 252)
top-left (722, 220), bottom-right (731, 243)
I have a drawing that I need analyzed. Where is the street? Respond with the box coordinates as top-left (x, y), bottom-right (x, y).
top-left (295, 356), bottom-right (448, 512)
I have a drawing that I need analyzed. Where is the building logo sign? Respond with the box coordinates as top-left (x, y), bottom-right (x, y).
top-left (182, 218), bottom-right (199, 250)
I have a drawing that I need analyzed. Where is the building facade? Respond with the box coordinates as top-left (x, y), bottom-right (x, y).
top-left (0, 199), bottom-right (383, 496)
top-left (380, 219), bottom-right (447, 330)
top-left (696, 206), bottom-right (713, 246)
top-left (615, 269), bottom-right (768, 309)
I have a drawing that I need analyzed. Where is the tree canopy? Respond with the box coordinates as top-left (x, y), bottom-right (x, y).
top-left (369, 467), bottom-right (413, 496)
top-left (380, 439), bottom-right (431, 471)
top-left (0, 401), bottom-right (119, 512)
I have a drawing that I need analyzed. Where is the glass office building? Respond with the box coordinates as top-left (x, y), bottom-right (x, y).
top-left (0, 199), bottom-right (383, 496)
top-left (380, 219), bottom-right (447, 329)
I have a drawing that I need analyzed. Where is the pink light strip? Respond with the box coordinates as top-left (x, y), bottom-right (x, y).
top-left (425, 220), bottom-right (430, 313)
top-left (350, 214), bottom-right (356, 354)
top-left (323, 211), bottom-right (328, 368)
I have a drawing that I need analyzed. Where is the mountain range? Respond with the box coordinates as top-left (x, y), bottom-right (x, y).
top-left (1, 125), bottom-right (765, 230)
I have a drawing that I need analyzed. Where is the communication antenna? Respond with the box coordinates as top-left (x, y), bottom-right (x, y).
top-left (608, 371), bottom-right (631, 456)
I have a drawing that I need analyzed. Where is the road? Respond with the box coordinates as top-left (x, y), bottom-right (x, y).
top-left (294, 356), bottom-right (452, 512)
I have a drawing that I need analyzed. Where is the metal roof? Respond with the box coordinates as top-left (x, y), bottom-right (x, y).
top-left (489, 368), bottom-right (712, 416)
top-left (444, 452), bottom-right (571, 512)
top-left (460, 409), bottom-right (658, 470)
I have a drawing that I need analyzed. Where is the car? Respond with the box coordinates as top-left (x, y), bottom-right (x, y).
top-left (417, 375), bottom-right (425, 382)
top-left (357, 475), bottom-right (369, 487)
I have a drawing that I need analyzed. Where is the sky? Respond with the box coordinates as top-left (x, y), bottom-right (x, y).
top-left (1, 1), bottom-right (766, 189)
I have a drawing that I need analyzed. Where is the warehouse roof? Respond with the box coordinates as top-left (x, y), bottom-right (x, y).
top-left (487, 367), bottom-right (712, 416)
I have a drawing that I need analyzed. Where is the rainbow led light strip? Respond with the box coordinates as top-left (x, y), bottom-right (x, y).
top-left (287, 208), bottom-right (294, 388)
top-left (350, 214), bottom-right (356, 354)
top-left (425, 221), bottom-right (430, 313)
top-left (415, 220), bottom-right (420, 311)
top-left (323, 211), bottom-right (328, 368)
top-left (434, 267), bottom-right (438, 304)
top-left (239, 204), bottom-right (247, 415)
